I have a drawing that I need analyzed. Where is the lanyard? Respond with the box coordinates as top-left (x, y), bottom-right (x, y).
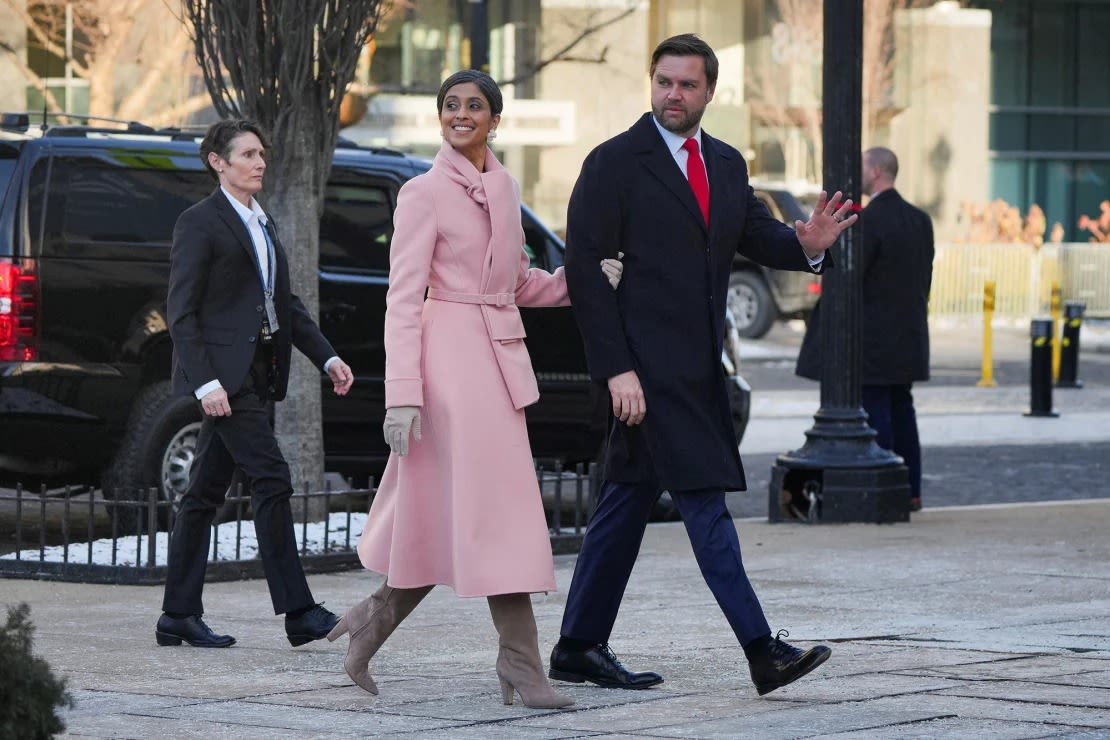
top-left (257, 218), bottom-right (276, 298)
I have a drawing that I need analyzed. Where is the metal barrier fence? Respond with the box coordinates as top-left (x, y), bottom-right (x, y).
top-left (0, 462), bottom-right (600, 585)
top-left (929, 242), bottom-right (1110, 322)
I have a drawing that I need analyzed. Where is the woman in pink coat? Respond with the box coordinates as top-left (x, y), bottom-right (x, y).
top-left (327, 71), bottom-right (621, 709)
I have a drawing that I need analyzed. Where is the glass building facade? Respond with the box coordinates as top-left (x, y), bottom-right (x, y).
top-left (972, 0), bottom-right (1110, 241)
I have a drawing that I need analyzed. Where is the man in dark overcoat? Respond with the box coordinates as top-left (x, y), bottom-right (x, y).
top-left (551, 34), bottom-right (853, 697)
top-left (797, 147), bottom-right (934, 512)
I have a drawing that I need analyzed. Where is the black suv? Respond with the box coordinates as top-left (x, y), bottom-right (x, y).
top-left (728, 182), bottom-right (823, 338)
top-left (0, 116), bottom-right (749, 511)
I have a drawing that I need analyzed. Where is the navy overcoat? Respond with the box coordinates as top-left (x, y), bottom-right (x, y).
top-left (565, 113), bottom-right (826, 491)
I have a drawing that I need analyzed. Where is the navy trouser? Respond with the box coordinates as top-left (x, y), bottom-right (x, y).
top-left (560, 479), bottom-right (771, 647)
top-left (862, 383), bottom-right (922, 499)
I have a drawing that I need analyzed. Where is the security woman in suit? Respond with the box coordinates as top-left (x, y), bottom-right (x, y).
top-left (156, 119), bottom-right (353, 649)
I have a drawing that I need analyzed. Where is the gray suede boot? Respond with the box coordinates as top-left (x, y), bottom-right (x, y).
top-left (327, 582), bottom-right (433, 694)
top-left (487, 593), bottom-right (574, 708)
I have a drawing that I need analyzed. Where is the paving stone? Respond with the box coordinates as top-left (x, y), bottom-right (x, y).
top-left (512, 691), bottom-right (789, 734)
top-left (140, 699), bottom-right (465, 734)
top-left (818, 716), bottom-right (1083, 739)
top-left (934, 679), bottom-right (1110, 710)
top-left (844, 694), bottom-right (1110, 730)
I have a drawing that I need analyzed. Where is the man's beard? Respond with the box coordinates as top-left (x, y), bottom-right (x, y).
top-left (652, 103), bottom-right (706, 135)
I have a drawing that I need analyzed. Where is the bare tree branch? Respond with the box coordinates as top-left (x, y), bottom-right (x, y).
top-left (2, 0), bottom-right (70, 70)
top-left (116, 18), bottom-right (193, 120)
top-left (498, 4), bottom-right (636, 88)
top-left (0, 38), bottom-right (67, 115)
top-left (143, 93), bottom-right (214, 128)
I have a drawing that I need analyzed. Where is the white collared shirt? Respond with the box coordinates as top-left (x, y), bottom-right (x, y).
top-left (649, 116), bottom-right (823, 270)
top-left (651, 115), bottom-right (704, 182)
top-left (221, 186), bottom-right (271, 290)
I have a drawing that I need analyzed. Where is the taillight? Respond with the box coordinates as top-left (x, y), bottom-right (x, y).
top-left (0, 259), bottom-right (39, 361)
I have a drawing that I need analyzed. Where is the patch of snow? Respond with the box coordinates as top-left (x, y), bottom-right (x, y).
top-left (1, 511), bottom-right (369, 567)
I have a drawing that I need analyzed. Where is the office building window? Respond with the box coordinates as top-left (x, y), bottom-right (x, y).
top-left (973, 0), bottom-right (1110, 241)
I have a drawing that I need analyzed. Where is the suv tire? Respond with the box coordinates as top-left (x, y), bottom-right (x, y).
top-left (102, 381), bottom-right (207, 530)
top-left (728, 271), bottom-right (776, 339)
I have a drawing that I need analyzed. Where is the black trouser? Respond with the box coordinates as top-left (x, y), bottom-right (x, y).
top-left (861, 383), bottom-right (922, 500)
top-left (161, 344), bottom-right (314, 616)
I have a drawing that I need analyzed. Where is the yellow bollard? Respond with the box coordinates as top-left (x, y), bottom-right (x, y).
top-left (1050, 282), bottom-right (1062, 382)
top-left (977, 280), bottom-right (997, 387)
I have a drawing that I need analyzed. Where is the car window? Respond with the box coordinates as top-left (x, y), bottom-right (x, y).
top-left (0, 143), bottom-right (20, 206)
top-left (521, 223), bottom-right (546, 270)
top-left (320, 177), bottom-right (392, 272)
top-left (755, 191), bottom-right (784, 222)
top-left (522, 207), bottom-right (566, 271)
top-left (45, 158), bottom-right (210, 251)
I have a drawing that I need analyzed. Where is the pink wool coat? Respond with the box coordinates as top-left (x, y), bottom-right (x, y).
top-left (357, 141), bottom-right (570, 597)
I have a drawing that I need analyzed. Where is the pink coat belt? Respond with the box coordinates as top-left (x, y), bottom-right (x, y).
top-left (426, 288), bottom-right (516, 307)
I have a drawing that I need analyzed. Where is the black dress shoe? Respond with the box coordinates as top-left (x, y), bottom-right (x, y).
top-left (748, 630), bottom-right (830, 696)
top-left (155, 614), bottom-right (236, 648)
top-left (285, 603), bottom-right (339, 647)
top-left (549, 642), bottom-right (664, 689)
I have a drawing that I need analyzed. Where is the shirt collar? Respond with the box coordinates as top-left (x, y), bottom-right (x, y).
top-left (651, 115), bottom-right (703, 156)
top-left (220, 186), bottom-right (267, 226)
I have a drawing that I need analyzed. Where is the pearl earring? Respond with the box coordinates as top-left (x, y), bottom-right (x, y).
top-left (488, 129), bottom-right (498, 142)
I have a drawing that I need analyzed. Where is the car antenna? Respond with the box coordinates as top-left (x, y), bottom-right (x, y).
top-left (40, 87), bottom-right (48, 134)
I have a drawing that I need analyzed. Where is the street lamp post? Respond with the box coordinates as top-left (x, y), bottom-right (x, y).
top-left (767, 0), bottom-right (911, 524)
top-left (468, 0), bottom-right (490, 72)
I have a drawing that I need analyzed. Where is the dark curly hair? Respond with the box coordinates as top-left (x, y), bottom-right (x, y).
top-left (199, 119), bottom-right (271, 182)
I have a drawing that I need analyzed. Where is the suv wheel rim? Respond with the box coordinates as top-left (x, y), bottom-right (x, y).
top-left (728, 283), bottom-right (757, 330)
top-left (162, 422), bottom-right (201, 504)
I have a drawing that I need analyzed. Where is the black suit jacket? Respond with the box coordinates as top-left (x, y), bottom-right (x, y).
top-left (796, 188), bottom-right (934, 385)
top-left (565, 113), bottom-right (827, 491)
top-left (167, 188), bottom-right (336, 401)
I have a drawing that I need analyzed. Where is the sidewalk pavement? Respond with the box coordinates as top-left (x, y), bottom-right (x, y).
top-left (7, 498), bottom-right (1109, 738)
top-left (740, 384), bottom-right (1110, 455)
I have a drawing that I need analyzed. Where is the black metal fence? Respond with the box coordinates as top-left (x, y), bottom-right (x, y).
top-left (0, 463), bottom-right (600, 585)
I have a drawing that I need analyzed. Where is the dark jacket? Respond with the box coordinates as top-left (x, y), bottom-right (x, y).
top-left (167, 189), bottom-right (336, 401)
top-left (796, 188), bottom-right (934, 385)
top-left (565, 113), bottom-right (825, 491)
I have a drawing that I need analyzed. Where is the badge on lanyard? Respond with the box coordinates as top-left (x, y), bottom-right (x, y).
top-left (259, 219), bottom-right (281, 335)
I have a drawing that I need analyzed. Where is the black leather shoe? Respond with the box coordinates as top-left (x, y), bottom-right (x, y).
top-left (549, 642), bottom-right (664, 689)
top-left (155, 614), bottom-right (236, 648)
top-left (285, 603), bottom-right (340, 647)
top-left (748, 630), bottom-right (831, 696)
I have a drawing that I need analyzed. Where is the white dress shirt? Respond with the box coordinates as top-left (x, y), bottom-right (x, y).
top-left (650, 116), bottom-right (823, 270)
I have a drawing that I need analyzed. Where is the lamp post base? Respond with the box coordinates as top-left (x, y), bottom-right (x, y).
top-left (769, 457), bottom-right (912, 524)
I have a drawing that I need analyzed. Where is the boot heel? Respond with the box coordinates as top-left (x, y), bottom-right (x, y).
top-left (155, 632), bottom-right (182, 647)
top-left (326, 615), bottom-right (348, 642)
top-left (499, 677), bottom-right (515, 705)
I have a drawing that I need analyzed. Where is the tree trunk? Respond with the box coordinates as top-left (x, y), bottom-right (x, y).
top-left (266, 108), bottom-right (329, 519)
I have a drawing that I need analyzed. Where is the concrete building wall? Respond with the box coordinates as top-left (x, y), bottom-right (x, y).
top-left (0, 2), bottom-right (27, 113)
top-left (534, 1), bottom-right (651, 230)
top-left (889, 3), bottom-right (992, 241)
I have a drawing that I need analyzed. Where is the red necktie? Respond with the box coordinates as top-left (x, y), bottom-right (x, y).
top-left (682, 138), bottom-right (710, 225)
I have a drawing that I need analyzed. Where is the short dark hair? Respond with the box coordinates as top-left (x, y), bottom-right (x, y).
top-left (199, 119), bottom-right (271, 182)
top-left (436, 70), bottom-right (504, 116)
top-left (865, 147), bottom-right (899, 180)
top-left (650, 33), bottom-right (719, 88)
